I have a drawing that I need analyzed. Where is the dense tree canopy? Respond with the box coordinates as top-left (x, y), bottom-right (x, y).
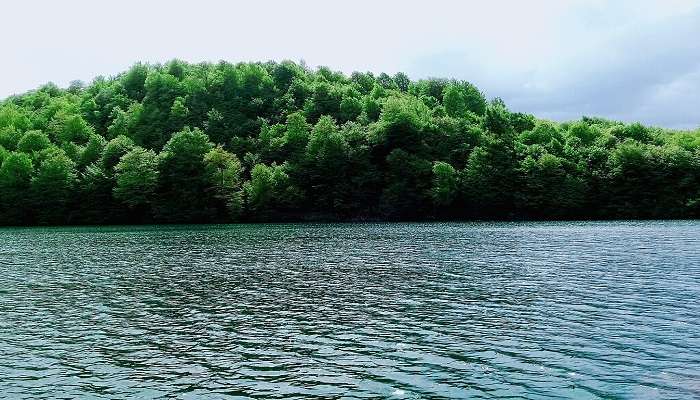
top-left (0, 60), bottom-right (698, 225)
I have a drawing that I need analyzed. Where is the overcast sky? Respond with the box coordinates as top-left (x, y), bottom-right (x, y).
top-left (3, 0), bottom-right (699, 128)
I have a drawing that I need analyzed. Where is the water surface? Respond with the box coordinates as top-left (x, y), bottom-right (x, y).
top-left (1, 221), bottom-right (699, 399)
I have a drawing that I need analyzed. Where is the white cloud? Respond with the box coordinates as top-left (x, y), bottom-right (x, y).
top-left (2, 0), bottom-right (698, 128)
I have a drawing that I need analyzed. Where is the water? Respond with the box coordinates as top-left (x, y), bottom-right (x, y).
top-left (1, 221), bottom-right (699, 399)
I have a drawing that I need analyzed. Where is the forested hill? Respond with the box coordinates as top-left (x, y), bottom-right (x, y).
top-left (0, 60), bottom-right (699, 225)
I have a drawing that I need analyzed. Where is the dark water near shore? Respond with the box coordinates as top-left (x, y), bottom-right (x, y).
top-left (1, 221), bottom-right (699, 399)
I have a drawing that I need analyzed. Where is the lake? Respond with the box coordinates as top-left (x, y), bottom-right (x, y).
top-left (1, 221), bottom-right (699, 399)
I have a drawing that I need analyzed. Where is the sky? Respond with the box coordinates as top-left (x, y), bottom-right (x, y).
top-left (2, 0), bottom-right (699, 129)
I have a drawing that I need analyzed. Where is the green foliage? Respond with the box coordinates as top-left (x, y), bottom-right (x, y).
top-left (0, 151), bottom-right (34, 223)
top-left (518, 153), bottom-right (585, 218)
top-left (339, 97), bottom-right (362, 122)
top-left (17, 131), bottom-right (51, 154)
top-left (0, 152), bottom-right (33, 189)
top-left (303, 116), bottom-right (350, 212)
top-left (76, 162), bottom-right (117, 224)
top-left (350, 72), bottom-right (376, 94)
top-left (0, 127), bottom-right (24, 150)
top-left (381, 96), bottom-right (431, 130)
top-left (154, 127), bottom-right (214, 222)
top-left (380, 149), bottom-right (432, 218)
top-left (49, 113), bottom-right (94, 144)
top-left (31, 148), bottom-right (77, 224)
top-left (283, 112), bottom-right (311, 160)
top-left (483, 98), bottom-right (514, 138)
top-left (79, 133), bottom-right (107, 169)
top-left (432, 161), bottom-right (458, 207)
top-left (0, 59), bottom-right (698, 224)
top-left (443, 81), bottom-right (486, 117)
top-left (204, 146), bottom-right (243, 217)
top-left (411, 78), bottom-right (449, 102)
top-left (107, 103), bottom-right (141, 139)
top-left (121, 62), bottom-right (149, 101)
top-left (0, 104), bottom-right (31, 132)
top-left (520, 120), bottom-right (563, 146)
top-left (305, 81), bottom-right (343, 121)
top-left (567, 121), bottom-right (601, 146)
top-left (244, 163), bottom-right (301, 219)
top-left (273, 60), bottom-right (306, 92)
top-left (306, 117), bottom-right (346, 161)
top-left (102, 135), bottom-right (135, 172)
top-left (114, 147), bottom-right (159, 209)
top-left (372, 95), bottom-right (431, 153)
top-left (134, 70), bottom-right (185, 148)
top-left (393, 72), bottom-right (410, 92)
top-left (462, 133), bottom-right (519, 217)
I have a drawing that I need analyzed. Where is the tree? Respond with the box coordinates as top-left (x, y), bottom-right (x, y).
top-left (520, 120), bottom-right (564, 155)
top-left (567, 121), bottom-right (601, 146)
top-left (107, 103), bottom-right (141, 139)
top-left (462, 133), bottom-right (519, 218)
top-left (412, 78), bottom-right (449, 102)
top-left (0, 59), bottom-right (699, 225)
top-left (204, 146), bottom-right (243, 218)
top-left (303, 116), bottom-right (350, 213)
top-left (114, 147), bottom-right (159, 211)
top-left (443, 84), bottom-right (467, 118)
top-left (443, 82), bottom-right (486, 118)
top-left (380, 149), bottom-right (432, 219)
top-left (76, 163), bottom-right (118, 224)
top-left (17, 130), bottom-right (51, 154)
top-left (283, 112), bottom-right (311, 161)
top-left (155, 127), bottom-right (214, 222)
top-left (305, 81), bottom-right (343, 122)
top-left (432, 161), bottom-right (458, 208)
top-left (0, 103), bottom-right (31, 150)
top-left (518, 153), bottom-right (585, 218)
top-left (484, 98), bottom-right (513, 138)
top-left (393, 72), bottom-right (410, 92)
top-left (0, 104), bottom-right (31, 135)
top-left (244, 163), bottom-right (301, 220)
top-left (54, 114), bottom-right (93, 144)
top-left (350, 71), bottom-right (375, 94)
top-left (133, 71), bottom-right (184, 149)
top-left (0, 152), bottom-right (33, 188)
top-left (339, 97), bottom-right (362, 122)
top-left (31, 148), bottom-right (77, 224)
top-left (78, 133), bottom-right (107, 169)
top-left (121, 62), bottom-right (149, 101)
top-left (0, 127), bottom-right (23, 150)
top-left (377, 72), bottom-right (396, 89)
top-left (371, 95), bottom-right (431, 153)
top-left (272, 60), bottom-right (305, 92)
top-left (102, 135), bottom-right (135, 172)
top-left (0, 152), bottom-right (33, 223)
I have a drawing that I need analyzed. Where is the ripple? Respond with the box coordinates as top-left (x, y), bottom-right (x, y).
top-left (0, 221), bottom-right (699, 398)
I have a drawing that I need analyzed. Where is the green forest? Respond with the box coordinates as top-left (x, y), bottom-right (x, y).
top-left (0, 60), bottom-right (699, 225)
